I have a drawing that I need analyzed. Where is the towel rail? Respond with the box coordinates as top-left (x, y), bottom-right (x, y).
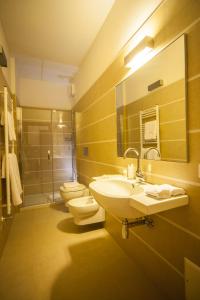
top-left (4, 87), bottom-right (11, 215)
top-left (139, 105), bottom-right (160, 158)
top-left (0, 87), bottom-right (14, 216)
top-left (1, 87), bottom-right (21, 217)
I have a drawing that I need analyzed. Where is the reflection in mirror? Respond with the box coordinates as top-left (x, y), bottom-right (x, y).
top-left (116, 35), bottom-right (187, 162)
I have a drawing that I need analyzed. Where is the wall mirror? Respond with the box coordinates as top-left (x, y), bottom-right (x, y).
top-left (116, 35), bottom-right (187, 162)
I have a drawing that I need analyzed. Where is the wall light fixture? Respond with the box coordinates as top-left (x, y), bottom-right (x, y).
top-left (124, 36), bottom-right (154, 69)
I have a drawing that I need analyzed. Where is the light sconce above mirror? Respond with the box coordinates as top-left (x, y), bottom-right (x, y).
top-left (124, 36), bottom-right (154, 68)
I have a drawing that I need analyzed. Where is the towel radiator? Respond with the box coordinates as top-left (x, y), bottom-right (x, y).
top-left (0, 86), bottom-right (15, 216)
top-left (139, 105), bottom-right (160, 158)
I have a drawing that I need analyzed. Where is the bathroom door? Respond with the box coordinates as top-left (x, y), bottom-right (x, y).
top-left (21, 108), bottom-right (54, 206)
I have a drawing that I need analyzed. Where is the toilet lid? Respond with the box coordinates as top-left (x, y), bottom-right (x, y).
top-left (64, 181), bottom-right (82, 188)
top-left (61, 183), bottom-right (86, 192)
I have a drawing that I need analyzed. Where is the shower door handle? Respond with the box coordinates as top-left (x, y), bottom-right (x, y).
top-left (47, 150), bottom-right (51, 160)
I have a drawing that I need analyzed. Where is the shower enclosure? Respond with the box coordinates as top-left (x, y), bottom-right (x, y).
top-left (20, 107), bottom-right (75, 206)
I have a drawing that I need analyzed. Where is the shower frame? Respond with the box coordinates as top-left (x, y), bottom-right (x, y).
top-left (19, 106), bottom-right (76, 206)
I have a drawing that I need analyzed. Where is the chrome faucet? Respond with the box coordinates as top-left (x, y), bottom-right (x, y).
top-left (123, 147), bottom-right (144, 179)
top-left (144, 147), bottom-right (161, 159)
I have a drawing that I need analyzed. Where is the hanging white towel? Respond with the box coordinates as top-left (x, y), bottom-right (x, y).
top-left (143, 147), bottom-right (160, 160)
top-left (2, 153), bottom-right (23, 206)
top-left (144, 120), bottom-right (157, 141)
top-left (10, 153), bottom-right (22, 194)
top-left (1, 154), bottom-right (5, 178)
top-left (0, 112), bottom-right (3, 125)
top-left (8, 112), bottom-right (16, 141)
top-left (0, 111), bottom-right (16, 141)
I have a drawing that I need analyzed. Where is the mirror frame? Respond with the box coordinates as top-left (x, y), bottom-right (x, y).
top-left (115, 34), bottom-right (188, 162)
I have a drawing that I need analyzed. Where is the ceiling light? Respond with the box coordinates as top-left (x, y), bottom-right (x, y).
top-left (57, 112), bottom-right (66, 128)
top-left (124, 36), bottom-right (154, 69)
top-left (57, 124), bottom-right (66, 128)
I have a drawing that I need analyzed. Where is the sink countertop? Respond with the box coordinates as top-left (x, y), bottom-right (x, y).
top-left (90, 176), bottom-right (189, 218)
top-left (129, 192), bottom-right (189, 215)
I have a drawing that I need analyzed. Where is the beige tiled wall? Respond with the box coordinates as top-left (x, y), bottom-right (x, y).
top-left (74, 1), bottom-right (200, 299)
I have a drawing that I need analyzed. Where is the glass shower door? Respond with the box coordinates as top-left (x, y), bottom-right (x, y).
top-left (52, 110), bottom-right (73, 202)
top-left (21, 108), bottom-right (54, 206)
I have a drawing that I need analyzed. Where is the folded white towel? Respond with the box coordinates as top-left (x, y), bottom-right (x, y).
top-left (161, 184), bottom-right (185, 196)
top-left (145, 184), bottom-right (185, 199)
top-left (145, 185), bottom-right (171, 199)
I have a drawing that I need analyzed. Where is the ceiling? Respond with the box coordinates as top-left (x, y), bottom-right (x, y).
top-left (0, 0), bottom-right (115, 66)
top-left (15, 56), bottom-right (78, 85)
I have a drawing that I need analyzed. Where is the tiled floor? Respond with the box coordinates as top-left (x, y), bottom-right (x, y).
top-left (0, 204), bottom-right (167, 300)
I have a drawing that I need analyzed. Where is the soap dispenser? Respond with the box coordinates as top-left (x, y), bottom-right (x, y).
top-left (127, 164), bottom-right (135, 179)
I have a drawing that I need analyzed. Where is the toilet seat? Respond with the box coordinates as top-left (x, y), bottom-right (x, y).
top-left (68, 196), bottom-right (99, 217)
top-left (59, 181), bottom-right (105, 225)
top-left (69, 196), bottom-right (95, 206)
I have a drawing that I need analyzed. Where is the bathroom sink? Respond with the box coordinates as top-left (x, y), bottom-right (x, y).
top-left (89, 178), bottom-right (189, 219)
top-left (90, 179), bottom-right (135, 197)
top-left (89, 179), bottom-right (144, 219)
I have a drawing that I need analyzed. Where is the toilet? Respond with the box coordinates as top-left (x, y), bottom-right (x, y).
top-left (60, 181), bottom-right (89, 204)
top-left (68, 196), bottom-right (105, 225)
top-left (60, 181), bottom-right (105, 225)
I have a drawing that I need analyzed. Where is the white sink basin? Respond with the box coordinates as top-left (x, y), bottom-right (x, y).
top-left (90, 179), bottom-right (134, 197)
top-left (89, 178), bottom-right (189, 219)
top-left (89, 179), bottom-right (144, 219)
